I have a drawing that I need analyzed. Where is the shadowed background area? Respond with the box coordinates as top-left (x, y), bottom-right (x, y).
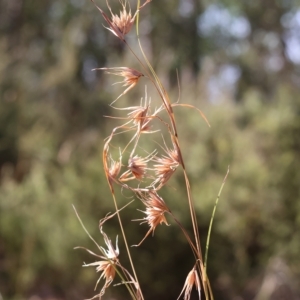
top-left (1, 0), bottom-right (300, 299)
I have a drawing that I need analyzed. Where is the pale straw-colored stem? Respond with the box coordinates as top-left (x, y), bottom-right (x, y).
top-left (103, 133), bottom-right (144, 300)
top-left (183, 170), bottom-right (202, 258)
top-left (73, 205), bottom-right (138, 299)
top-left (109, 191), bottom-right (144, 300)
top-left (170, 213), bottom-right (200, 261)
top-left (135, 3), bottom-right (208, 297)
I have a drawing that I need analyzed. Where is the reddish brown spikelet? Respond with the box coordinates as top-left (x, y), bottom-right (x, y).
top-left (119, 153), bottom-right (153, 182)
top-left (177, 267), bottom-right (201, 300)
top-left (103, 145), bottom-right (122, 186)
top-left (139, 105), bottom-right (164, 133)
top-left (81, 228), bottom-right (119, 299)
top-left (128, 105), bottom-right (149, 129)
top-left (110, 67), bottom-right (143, 87)
top-left (128, 155), bottom-right (148, 180)
top-left (109, 158), bottom-right (122, 181)
top-left (93, 67), bottom-right (144, 103)
top-left (91, 0), bottom-right (151, 40)
top-left (90, 0), bottom-right (136, 40)
top-left (108, 0), bottom-right (136, 36)
top-left (87, 260), bottom-right (115, 300)
top-left (145, 191), bottom-right (170, 228)
top-left (126, 99), bottom-right (163, 134)
top-left (133, 191), bottom-right (170, 246)
top-left (152, 143), bottom-right (180, 189)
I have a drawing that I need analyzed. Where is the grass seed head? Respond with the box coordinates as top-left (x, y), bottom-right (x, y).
top-left (133, 191), bottom-right (170, 246)
top-left (128, 105), bottom-right (149, 128)
top-left (93, 67), bottom-right (144, 104)
top-left (109, 158), bottom-right (122, 181)
top-left (108, 0), bottom-right (137, 37)
top-left (177, 267), bottom-right (201, 300)
top-left (119, 152), bottom-right (154, 182)
top-left (82, 228), bottom-right (119, 299)
top-left (152, 144), bottom-right (180, 189)
top-left (128, 155), bottom-right (148, 180)
top-left (90, 0), bottom-right (138, 40)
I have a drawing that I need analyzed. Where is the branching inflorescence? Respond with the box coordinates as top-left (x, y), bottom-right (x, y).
top-left (74, 1), bottom-right (228, 300)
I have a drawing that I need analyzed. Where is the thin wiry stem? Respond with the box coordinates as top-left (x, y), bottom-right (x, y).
top-left (135, 0), bottom-right (178, 136)
top-left (135, 2), bottom-right (204, 267)
top-left (182, 169), bottom-right (211, 300)
top-left (171, 103), bottom-right (211, 128)
top-left (103, 132), bottom-right (144, 300)
top-left (197, 258), bottom-right (210, 300)
top-left (137, 14), bottom-right (208, 278)
top-left (73, 205), bottom-right (138, 299)
top-left (183, 170), bottom-right (202, 259)
top-left (207, 278), bottom-right (214, 300)
top-left (72, 205), bottom-right (103, 253)
top-left (135, 6), bottom-right (204, 267)
top-left (204, 167), bottom-right (230, 271)
top-left (135, 3), bottom-right (208, 295)
top-left (105, 185), bottom-right (144, 299)
top-left (110, 191), bottom-right (144, 300)
top-left (170, 213), bottom-right (199, 261)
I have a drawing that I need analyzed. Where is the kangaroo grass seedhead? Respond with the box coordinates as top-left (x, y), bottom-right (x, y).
top-left (77, 227), bottom-right (120, 299)
top-left (151, 138), bottom-right (181, 190)
top-left (177, 266), bottom-right (201, 300)
top-left (108, 155), bottom-right (122, 181)
top-left (100, 227), bottom-right (120, 259)
top-left (103, 137), bottom-right (122, 187)
top-left (119, 152), bottom-right (155, 182)
top-left (90, 0), bottom-right (133, 40)
top-left (107, 0), bottom-right (136, 36)
top-left (93, 67), bottom-right (144, 104)
top-left (133, 191), bottom-right (170, 246)
top-left (91, 0), bottom-right (151, 41)
top-left (125, 95), bottom-right (164, 135)
top-left (84, 259), bottom-right (116, 300)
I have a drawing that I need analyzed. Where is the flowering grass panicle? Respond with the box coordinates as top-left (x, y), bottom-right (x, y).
top-left (75, 1), bottom-right (229, 299)
top-left (77, 227), bottom-right (119, 299)
top-left (119, 153), bottom-right (154, 182)
top-left (133, 190), bottom-right (170, 246)
top-left (90, 0), bottom-right (136, 40)
top-left (151, 141), bottom-right (181, 189)
top-left (91, 0), bottom-right (151, 40)
top-left (93, 67), bottom-right (144, 104)
top-left (177, 266), bottom-right (201, 300)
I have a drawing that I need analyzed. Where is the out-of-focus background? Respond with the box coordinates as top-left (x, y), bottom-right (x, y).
top-left (1, 0), bottom-right (300, 299)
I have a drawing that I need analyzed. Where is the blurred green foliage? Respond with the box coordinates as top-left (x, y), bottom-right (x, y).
top-left (0, 0), bottom-right (300, 299)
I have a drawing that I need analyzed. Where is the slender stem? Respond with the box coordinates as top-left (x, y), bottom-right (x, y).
top-left (197, 258), bottom-right (209, 300)
top-left (114, 264), bottom-right (138, 300)
top-left (110, 191), bottom-right (144, 300)
top-left (136, 8), bottom-right (207, 296)
top-left (171, 213), bottom-right (199, 260)
top-left (207, 278), bottom-right (214, 300)
top-left (73, 205), bottom-right (138, 299)
top-left (183, 170), bottom-right (202, 259)
top-left (134, 3), bottom-right (178, 136)
top-left (204, 167), bottom-right (230, 271)
top-left (135, 4), bottom-right (203, 262)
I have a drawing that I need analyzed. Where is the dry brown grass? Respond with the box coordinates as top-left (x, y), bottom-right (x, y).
top-left (74, 1), bottom-right (226, 299)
